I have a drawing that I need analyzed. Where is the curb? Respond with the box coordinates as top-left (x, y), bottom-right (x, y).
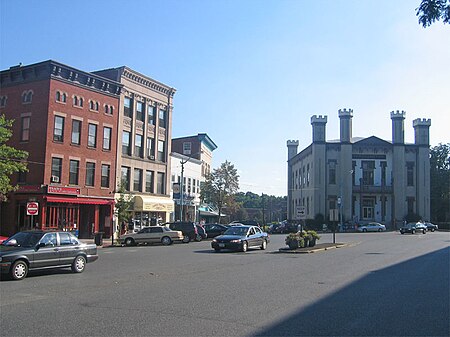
top-left (277, 243), bottom-right (349, 254)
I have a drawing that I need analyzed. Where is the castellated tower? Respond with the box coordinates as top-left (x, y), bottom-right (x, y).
top-left (413, 118), bottom-right (431, 146)
top-left (338, 108), bottom-right (353, 143)
top-left (311, 115), bottom-right (327, 143)
top-left (287, 140), bottom-right (299, 161)
top-left (391, 110), bottom-right (406, 144)
top-left (413, 118), bottom-right (431, 220)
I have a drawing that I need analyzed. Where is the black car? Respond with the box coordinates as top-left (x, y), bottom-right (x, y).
top-left (202, 224), bottom-right (228, 238)
top-left (0, 230), bottom-right (98, 280)
top-left (195, 225), bottom-right (207, 241)
top-left (211, 225), bottom-right (269, 252)
top-left (166, 222), bottom-right (198, 243)
top-left (268, 223), bottom-right (285, 234)
top-left (424, 222), bottom-right (438, 232)
top-left (400, 222), bottom-right (427, 234)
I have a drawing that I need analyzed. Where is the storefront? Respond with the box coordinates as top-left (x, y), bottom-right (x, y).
top-left (129, 195), bottom-right (174, 230)
top-left (5, 185), bottom-right (114, 239)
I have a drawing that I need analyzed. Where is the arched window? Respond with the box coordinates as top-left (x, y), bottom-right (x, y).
top-left (90, 100), bottom-right (94, 110)
top-left (73, 96), bottom-right (78, 106)
top-left (56, 91), bottom-right (61, 102)
top-left (22, 90), bottom-right (33, 103)
top-left (62, 93), bottom-right (67, 103)
top-left (95, 102), bottom-right (99, 111)
top-left (79, 97), bottom-right (83, 107)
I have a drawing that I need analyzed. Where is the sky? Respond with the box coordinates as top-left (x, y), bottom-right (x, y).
top-left (1, 0), bottom-right (449, 197)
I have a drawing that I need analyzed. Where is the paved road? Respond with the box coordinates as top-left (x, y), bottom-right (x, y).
top-left (1, 231), bottom-right (449, 336)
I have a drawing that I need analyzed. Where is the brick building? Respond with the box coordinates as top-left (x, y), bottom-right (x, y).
top-left (0, 60), bottom-right (122, 238)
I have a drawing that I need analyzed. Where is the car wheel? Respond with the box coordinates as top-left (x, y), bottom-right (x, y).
top-left (214, 248), bottom-right (221, 252)
top-left (125, 238), bottom-right (135, 246)
top-left (71, 255), bottom-right (86, 273)
top-left (241, 241), bottom-right (248, 252)
top-left (261, 239), bottom-right (267, 250)
top-left (378, 228), bottom-right (382, 232)
top-left (362, 228), bottom-right (367, 232)
top-left (423, 229), bottom-right (426, 234)
top-left (400, 230), bottom-right (404, 234)
top-left (11, 260), bottom-right (28, 280)
top-left (431, 228), bottom-right (435, 232)
top-left (182, 235), bottom-right (190, 243)
top-left (195, 234), bottom-right (202, 242)
top-left (161, 236), bottom-right (172, 246)
top-left (411, 229), bottom-right (416, 234)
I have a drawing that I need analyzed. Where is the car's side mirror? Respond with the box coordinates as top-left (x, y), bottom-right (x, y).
top-left (36, 242), bottom-right (46, 249)
top-left (5, 239), bottom-right (18, 246)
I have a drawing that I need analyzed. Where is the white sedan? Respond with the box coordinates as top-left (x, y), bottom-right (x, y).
top-left (120, 226), bottom-right (184, 246)
top-left (357, 222), bottom-right (386, 232)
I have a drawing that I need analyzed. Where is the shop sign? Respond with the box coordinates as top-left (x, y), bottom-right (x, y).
top-left (47, 186), bottom-right (80, 195)
top-left (17, 185), bottom-right (42, 193)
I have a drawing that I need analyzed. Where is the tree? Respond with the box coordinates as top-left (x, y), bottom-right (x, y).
top-left (114, 181), bottom-right (133, 242)
top-left (200, 160), bottom-right (239, 223)
top-left (416, 0), bottom-right (450, 27)
top-left (0, 114), bottom-right (28, 201)
top-left (430, 143), bottom-right (450, 222)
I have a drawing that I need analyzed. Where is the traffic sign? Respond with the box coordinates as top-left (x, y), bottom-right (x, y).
top-left (296, 206), bottom-right (306, 220)
top-left (27, 202), bottom-right (39, 216)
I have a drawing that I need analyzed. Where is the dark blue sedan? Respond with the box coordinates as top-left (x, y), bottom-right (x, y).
top-left (211, 225), bottom-right (269, 252)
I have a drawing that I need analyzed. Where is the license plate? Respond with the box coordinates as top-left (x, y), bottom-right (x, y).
top-left (219, 243), bottom-right (225, 248)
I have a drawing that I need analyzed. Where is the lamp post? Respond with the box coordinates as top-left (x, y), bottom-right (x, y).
top-left (180, 158), bottom-right (187, 222)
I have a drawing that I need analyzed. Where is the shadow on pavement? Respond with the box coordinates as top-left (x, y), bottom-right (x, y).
top-left (252, 247), bottom-right (449, 337)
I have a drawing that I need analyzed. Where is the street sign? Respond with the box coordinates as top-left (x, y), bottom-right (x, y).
top-left (27, 202), bottom-right (39, 216)
top-left (296, 206), bottom-right (306, 220)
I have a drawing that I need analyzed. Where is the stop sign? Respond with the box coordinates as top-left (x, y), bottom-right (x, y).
top-left (27, 202), bottom-right (39, 216)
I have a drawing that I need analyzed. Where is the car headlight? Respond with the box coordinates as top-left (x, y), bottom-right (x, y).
top-left (212, 239), bottom-right (217, 243)
top-left (230, 239), bottom-right (241, 243)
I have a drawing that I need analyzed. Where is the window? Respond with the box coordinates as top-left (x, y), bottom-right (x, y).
top-left (157, 172), bottom-right (165, 194)
top-left (101, 164), bottom-right (110, 188)
top-left (69, 160), bottom-right (79, 185)
top-left (147, 137), bottom-right (154, 159)
top-left (136, 102), bottom-right (144, 121)
top-left (51, 157), bottom-right (62, 182)
top-left (104, 105), bottom-right (114, 115)
top-left (122, 131), bottom-right (131, 155)
top-left (380, 161), bottom-right (387, 186)
top-left (88, 124), bottom-right (97, 148)
top-left (147, 104), bottom-right (154, 125)
top-left (59, 233), bottom-right (74, 246)
top-left (22, 90), bottom-right (33, 103)
top-left (121, 166), bottom-right (130, 191)
top-left (86, 162), bottom-right (95, 187)
top-left (124, 97), bottom-right (132, 118)
top-left (134, 168), bottom-right (142, 192)
top-left (362, 161), bottom-right (375, 186)
top-left (89, 100), bottom-right (99, 111)
top-left (21, 117), bottom-right (30, 141)
top-left (183, 142), bottom-right (192, 155)
top-left (328, 161), bottom-right (336, 185)
top-left (407, 162), bottom-right (414, 186)
top-left (56, 91), bottom-right (67, 103)
top-left (53, 116), bottom-right (65, 142)
top-left (158, 109), bottom-right (166, 128)
top-left (71, 120), bottom-right (81, 145)
top-left (135, 134), bottom-right (143, 158)
top-left (103, 127), bottom-right (112, 151)
top-left (146, 170), bottom-right (154, 193)
top-left (73, 96), bottom-right (84, 107)
top-left (0, 95), bottom-right (8, 107)
top-left (157, 140), bottom-right (165, 162)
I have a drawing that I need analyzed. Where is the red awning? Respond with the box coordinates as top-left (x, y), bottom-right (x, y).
top-left (45, 196), bottom-right (114, 205)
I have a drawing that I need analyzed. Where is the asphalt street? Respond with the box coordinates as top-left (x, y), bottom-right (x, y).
top-left (0, 231), bottom-right (449, 337)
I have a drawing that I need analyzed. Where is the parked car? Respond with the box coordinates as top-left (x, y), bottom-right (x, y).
top-left (0, 230), bottom-right (98, 280)
top-left (424, 222), bottom-right (438, 232)
top-left (357, 222), bottom-right (386, 232)
top-left (202, 224), bottom-right (228, 238)
top-left (211, 225), bottom-right (269, 252)
top-left (400, 222), bottom-right (427, 234)
top-left (166, 222), bottom-right (198, 243)
top-left (119, 226), bottom-right (184, 246)
top-left (268, 223), bottom-right (285, 234)
top-left (195, 225), bottom-right (207, 241)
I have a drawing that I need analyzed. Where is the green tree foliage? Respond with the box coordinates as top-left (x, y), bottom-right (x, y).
top-left (232, 192), bottom-right (287, 224)
top-left (416, 0), bottom-right (450, 27)
top-left (200, 160), bottom-right (239, 223)
top-left (0, 115), bottom-right (28, 201)
top-left (114, 181), bottom-right (133, 227)
top-left (430, 143), bottom-right (450, 222)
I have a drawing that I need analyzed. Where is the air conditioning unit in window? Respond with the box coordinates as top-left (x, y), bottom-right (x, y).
top-left (51, 175), bottom-right (60, 183)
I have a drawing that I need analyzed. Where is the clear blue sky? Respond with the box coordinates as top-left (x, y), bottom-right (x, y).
top-left (1, 0), bottom-right (449, 196)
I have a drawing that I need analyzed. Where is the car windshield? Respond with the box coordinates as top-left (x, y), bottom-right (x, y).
top-left (3, 232), bottom-right (44, 247)
top-left (223, 227), bottom-right (248, 236)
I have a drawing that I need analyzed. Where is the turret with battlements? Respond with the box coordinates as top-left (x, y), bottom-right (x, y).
top-left (287, 140), bottom-right (299, 160)
top-left (413, 118), bottom-right (431, 146)
top-left (311, 115), bottom-right (327, 143)
top-left (390, 110), bottom-right (406, 144)
top-left (338, 108), bottom-right (353, 143)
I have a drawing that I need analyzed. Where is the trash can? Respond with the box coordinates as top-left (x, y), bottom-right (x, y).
top-left (94, 232), bottom-right (104, 246)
